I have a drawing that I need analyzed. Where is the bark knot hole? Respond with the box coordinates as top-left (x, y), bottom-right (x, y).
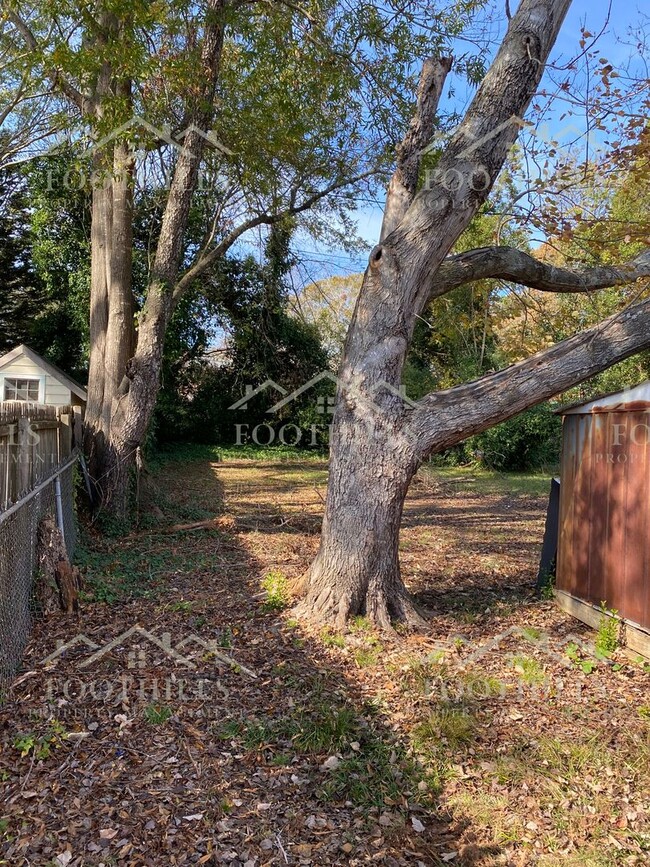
top-left (521, 32), bottom-right (541, 63)
top-left (371, 246), bottom-right (383, 265)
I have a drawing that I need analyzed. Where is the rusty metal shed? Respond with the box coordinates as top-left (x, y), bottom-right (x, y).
top-left (556, 381), bottom-right (650, 657)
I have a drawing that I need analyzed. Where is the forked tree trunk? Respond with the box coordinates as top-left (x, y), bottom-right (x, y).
top-left (300, 0), bottom-right (575, 625)
top-left (93, 0), bottom-right (227, 519)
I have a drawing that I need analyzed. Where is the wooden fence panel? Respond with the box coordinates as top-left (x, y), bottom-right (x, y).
top-left (0, 403), bottom-right (75, 509)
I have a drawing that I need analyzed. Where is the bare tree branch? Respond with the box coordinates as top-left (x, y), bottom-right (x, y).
top-left (379, 56), bottom-right (452, 242)
top-left (433, 245), bottom-right (650, 297)
top-left (172, 168), bottom-right (379, 301)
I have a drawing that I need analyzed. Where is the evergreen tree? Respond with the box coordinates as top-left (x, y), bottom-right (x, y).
top-left (0, 170), bottom-right (44, 353)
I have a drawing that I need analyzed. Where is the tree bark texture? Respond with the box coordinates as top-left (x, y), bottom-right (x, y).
top-left (85, 141), bottom-right (135, 485)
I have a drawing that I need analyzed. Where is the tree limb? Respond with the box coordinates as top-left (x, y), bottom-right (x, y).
top-left (171, 169), bottom-right (379, 301)
top-left (432, 245), bottom-right (650, 298)
top-left (6, 10), bottom-right (85, 109)
top-left (408, 295), bottom-right (650, 458)
top-left (343, 0), bottom-right (572, 378)
top-left (379, 56), bottom-right (452, 242)
top-left (147, 0), bottom-right (227, 290)
top-left (386, 0), bottom-right (573, 313)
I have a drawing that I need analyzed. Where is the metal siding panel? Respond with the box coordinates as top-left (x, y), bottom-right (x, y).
top-left (604, 412), bottom-right (628, 614)
top-left (586, 413), bottom-right (608, 608)
top-left (621, 412), bottom-right (650, 626)
top-left (644, 444), bottom-right (650, 632)
top-left (582, 416), bottom-right (597, 596)
top-left (559, 403), bottom-right (650, 633)
top-left (557, 416), bottom-right (577, 594)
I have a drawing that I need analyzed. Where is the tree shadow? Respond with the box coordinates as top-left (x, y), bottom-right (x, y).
top-left (0, 455), bottom-right (513, 867)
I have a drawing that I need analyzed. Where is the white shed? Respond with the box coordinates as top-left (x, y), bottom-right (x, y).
top-left (0, 344), bottom-right (87, 410)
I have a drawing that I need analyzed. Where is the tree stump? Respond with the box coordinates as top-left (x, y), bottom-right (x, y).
top-left (35, 515), bottom-right (82, 615)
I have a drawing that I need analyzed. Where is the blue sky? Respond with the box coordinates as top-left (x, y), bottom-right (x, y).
top-left (304, 0), bottom-right (647, 283)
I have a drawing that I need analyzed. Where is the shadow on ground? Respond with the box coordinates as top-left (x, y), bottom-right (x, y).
top-left (0, 457), bottom-right (502, 867)
top-left (1, 454), bottom-right (648, 867)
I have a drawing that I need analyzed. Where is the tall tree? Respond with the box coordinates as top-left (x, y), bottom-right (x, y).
top-left (3, 0), bottom-right (481, 513)
top-left (0, 169), bottom-right (43, 351)
top-left (297, 0), bottom-right (650, 628)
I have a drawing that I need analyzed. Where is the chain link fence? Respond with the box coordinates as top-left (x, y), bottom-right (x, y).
top-left (0, 456), bottom-right (77, 694)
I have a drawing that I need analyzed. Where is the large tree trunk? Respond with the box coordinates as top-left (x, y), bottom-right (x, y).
top-left (82, 22), bottom-right (135, 485)
top-left (301, 0), bottom-right (574, 625)
top-left (297, 406), bottom-right (424, 629)
top-left (84, 153), bottom-right (111, 460)
top-left (84, 140), bottom-right (135, 485)
top-left (94, 0), bottom-right (227, 519)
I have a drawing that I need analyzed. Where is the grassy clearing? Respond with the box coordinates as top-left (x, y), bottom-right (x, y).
top-left (76, 531), bottom-right (228, 603)
top-left (216, 695), bottom-right (430, 811)
top-left (421, 463), bottom-right (555, 496)
top-left (151, 441), bottom-right (328, 467)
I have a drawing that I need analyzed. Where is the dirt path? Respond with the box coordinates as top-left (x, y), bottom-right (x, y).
top-left (1, 456), bottom-right (648, 866)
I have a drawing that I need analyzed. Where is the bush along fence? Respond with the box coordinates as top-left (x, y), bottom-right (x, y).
top-left (0, 403), bottom-right (81, 693)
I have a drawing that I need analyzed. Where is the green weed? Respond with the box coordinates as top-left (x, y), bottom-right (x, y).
top-left (144, 704), bottom-right (172, 725)
top-left (293, 704), bottom-right (358, 753)
top-left (349, 616), bottom-right (373, 633)
top-left (13, 720), bottom-right (68, 760)
top-left (595, 603), bottom-right (619, 658)
top-left (217, 627), bottom-right (233, 648)
top-left (261, 571), bottom-right (290, 611)
top-left (353, 644), bottom-right (382, 667)
top-left (321, 628), bottom-right (346, 649)
top-left (413, 705), bottom-right (476, 751)
top-left (565, 642), bottom-right (597, 674)
top-left (459, 670), bottom-right (506, 699)
top-left (511, 654), bottom-right (546, 685)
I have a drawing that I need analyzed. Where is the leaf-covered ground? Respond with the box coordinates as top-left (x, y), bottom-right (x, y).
top-left (1, 448), bottom-right (649, 866)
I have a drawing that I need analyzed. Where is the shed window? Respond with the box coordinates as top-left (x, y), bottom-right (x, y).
top-left (3, 378), bottom-right (41, 402)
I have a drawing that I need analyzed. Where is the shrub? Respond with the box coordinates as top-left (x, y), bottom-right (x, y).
top-left (470, 403), bottom-right (562, 471)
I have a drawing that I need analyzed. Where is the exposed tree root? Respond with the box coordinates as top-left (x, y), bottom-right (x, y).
top-left (294, 575), bottom-right (430, 632)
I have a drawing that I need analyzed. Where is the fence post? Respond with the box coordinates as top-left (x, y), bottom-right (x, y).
top-left (3, 426), bottom-right (12, 508)
top-left (17, 417), bottom-right (32, 494)
top-left (57, 407), bottom-right (62, 464)
top-left (58, 410), bottom-right (72, 461)
top-left (71, 406), bottom-right (83, 451)
top-left (54, 473), bottom-right (66, 545)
